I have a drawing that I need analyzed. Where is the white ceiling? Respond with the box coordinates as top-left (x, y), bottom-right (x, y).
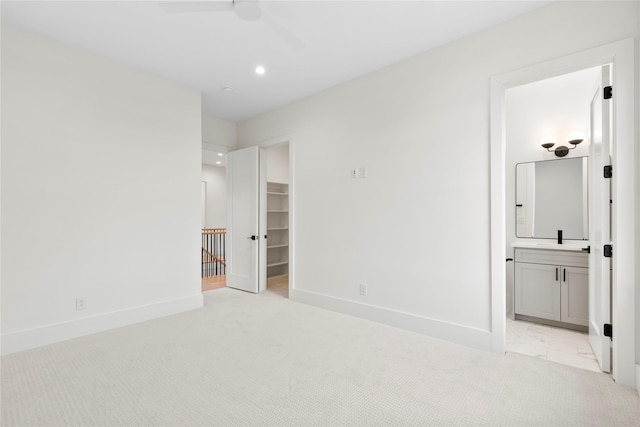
top-left (2, 1), bottom-right (551, 122)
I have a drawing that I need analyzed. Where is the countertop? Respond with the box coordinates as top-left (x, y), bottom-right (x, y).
top-left (510, 240), bottom-right (590, 252)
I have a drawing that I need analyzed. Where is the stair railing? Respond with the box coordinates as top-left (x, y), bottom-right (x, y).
top-left (202, 228), bottom-right (226, 277)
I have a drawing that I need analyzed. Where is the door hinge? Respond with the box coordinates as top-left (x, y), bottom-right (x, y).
top-left (603, 244), bottom-right (613, 258)
top-left (604, 86), bottom-right (613, 99)
top-left (604, 165), bottom-right (612, 178)
top-left (604, 323), bottom-right (613, 340)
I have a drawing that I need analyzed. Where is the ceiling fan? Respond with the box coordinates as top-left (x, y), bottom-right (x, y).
top-left (158, 0), bottom-right (305, 50)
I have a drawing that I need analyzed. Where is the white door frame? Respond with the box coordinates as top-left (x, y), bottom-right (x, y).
top-left (257, 134), bottom-right (295, 297)
top-left (489, 39), bottom-right (636, 388)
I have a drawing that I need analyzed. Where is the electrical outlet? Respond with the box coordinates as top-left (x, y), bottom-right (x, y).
top-left (76, 297), bottom-right (86, 311)
top-left (351, 167), bottom-right (368, 179)
top-left (359, 284), bottom-right (367, 296)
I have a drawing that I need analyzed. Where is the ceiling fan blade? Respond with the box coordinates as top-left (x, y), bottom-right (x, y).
top-left (262, 12), bottom-right (305, 51)
top-left (158, 1), bottom-right (233, 14)
top-left (234, 0), bottom-right (261, 21)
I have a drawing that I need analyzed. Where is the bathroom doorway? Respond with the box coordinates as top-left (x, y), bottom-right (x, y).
top-left (504, 66), bottom-right (602, 372)
top-left (489, 38), bottom-right (636, 387)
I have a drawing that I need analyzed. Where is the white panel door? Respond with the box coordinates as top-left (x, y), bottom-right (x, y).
top-left (226, 146), bottom-right (266, 293)
top-left (588, 64), bottom-right (612, 373)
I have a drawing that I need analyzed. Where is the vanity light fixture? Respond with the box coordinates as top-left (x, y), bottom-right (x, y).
top-left (541, 132), bottom-right (584, 157)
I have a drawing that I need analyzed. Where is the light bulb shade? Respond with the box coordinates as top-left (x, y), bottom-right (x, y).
top-left (567, 131), bottom-right (585, 146)
top-left (567, 131), bottom-right (585, 141)
top-left (540, 135), bottom-right (557, 149)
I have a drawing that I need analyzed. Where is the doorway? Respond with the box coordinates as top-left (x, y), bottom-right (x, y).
top-left (201, 150), bottom-right (229, 292)
top-left (265, 142), bottom-right (290, 298)
top-left (225, 137), bottom-right (294, 298)
top-left (489, 38), bottom-right (636, 388)
top-left (504, 66), bottom-right (602, 372)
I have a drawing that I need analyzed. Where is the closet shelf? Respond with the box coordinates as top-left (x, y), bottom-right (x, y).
top-left (267, 181), bottom-right (289, 278)
top-left (267, 261), bottom-right (288, 267)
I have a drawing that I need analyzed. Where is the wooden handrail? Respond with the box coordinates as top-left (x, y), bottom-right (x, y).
top-left (201, 247), bottom-right (226, 266)
top-left (202, 228), bottom-right (226, 235)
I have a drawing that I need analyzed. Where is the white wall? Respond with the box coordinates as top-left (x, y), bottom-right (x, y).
top-left (201, 164), bottom-right (227, 228)
top-left (202, 113), bottom-right (236, 150)
top-left (201, 112), bottom-right (235, 228)
top-left (236, 1), bottom-right (638, 352)
top-left (266, 144), bottom-right (289, 184)
top-left (1, 25), bottom-right (203, 354)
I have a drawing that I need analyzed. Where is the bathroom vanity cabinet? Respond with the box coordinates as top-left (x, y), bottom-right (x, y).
top-left (514, 247), bottom-right (588, 330)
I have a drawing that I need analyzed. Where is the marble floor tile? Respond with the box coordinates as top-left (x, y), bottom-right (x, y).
top-left (506, 318), bottom-right (603, 373)
top-left (546, 349), bottom-right (601, 373)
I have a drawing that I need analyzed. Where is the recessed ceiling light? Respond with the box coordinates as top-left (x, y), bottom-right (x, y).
top-left (216, 161), bottom-right (221, 165)
top-left (255, 66), bottom-right (266, 75)
top-left (222, 86), bottom-right (233, 93)
top-left (217, 153), bottom-right (223, 157)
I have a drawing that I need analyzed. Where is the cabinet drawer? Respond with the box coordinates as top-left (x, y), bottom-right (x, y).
top-left (514, 248), bottom-right (588, 268)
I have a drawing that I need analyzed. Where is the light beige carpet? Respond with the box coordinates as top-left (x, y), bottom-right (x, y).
top-left (2, 287), bottom-right (639, 426)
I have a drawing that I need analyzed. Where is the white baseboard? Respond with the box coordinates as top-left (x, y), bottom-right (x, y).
top-left (290, 289), bottom-right (492, 352)
top-left (1, 294), bottom-right (204, 355)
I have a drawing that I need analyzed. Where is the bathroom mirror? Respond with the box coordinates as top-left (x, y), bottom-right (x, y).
top-left (516, 157), bottom-right (588, 239)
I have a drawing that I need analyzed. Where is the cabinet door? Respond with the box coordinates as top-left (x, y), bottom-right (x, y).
top-left (514, 262), bottom-right (561, 321)
top-left (561, 266), bottom-right (589, 326)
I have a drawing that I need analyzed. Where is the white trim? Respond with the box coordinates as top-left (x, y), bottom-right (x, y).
top-left (1, 294), bottom-right (204, 355)
top-left (257, 133), bottom-right (295, 150)
top-left (259, 147), bottom-right (267, 292)
top-left (288, 138), bottom-right (295, 298)
top-left (489, 69), bottom-right (507, 355)
top-left (490, 39), bottom-right (636, 389)
top-left (202, 142), bottom-right (230, 153)
top-left (291, 289), bottom-right (493, 351)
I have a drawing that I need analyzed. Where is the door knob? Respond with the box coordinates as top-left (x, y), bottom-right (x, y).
top-left (247, 235), bottom-right (258, 240)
